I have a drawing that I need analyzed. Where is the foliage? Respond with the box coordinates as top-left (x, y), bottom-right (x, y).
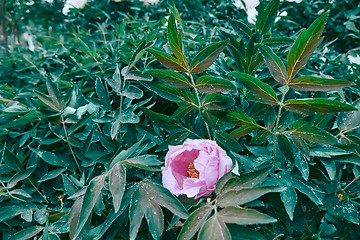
top-left (0, 0), bottom-right (360, 239)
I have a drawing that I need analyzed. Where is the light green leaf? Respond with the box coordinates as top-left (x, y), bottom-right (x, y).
top-left (109, 162), bottom-right (126, 213)
top-left (190, 39), bottom-right (230, 74)
top-left (229, 72), bottom-right (279, 105)
top-left (218, 206), bottom-right (277, 225)
top-left (198, 215), bottom-right (231, 240)
top-left (177, 206), bottom-right (213, 240)
top-left (195, 75), bottom-right (236, 93)
top-left (288, 76), bottom-right (353, 91)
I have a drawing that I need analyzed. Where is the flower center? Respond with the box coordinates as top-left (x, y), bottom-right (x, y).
top-left (187, 161), bottom-right (199, 178)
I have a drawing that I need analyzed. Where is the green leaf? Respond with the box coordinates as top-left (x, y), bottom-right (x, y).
top-left (218, 206), bottom-right (277, 225)
top-left (95, 79), bottom-right (111, 111)
top-left (167, 13), bottom-right (186, 64)
top-left (215, 172), bottom-right (234, 195)
top-left (217, 186), bottom-right (284, 207)
top-left (29, 147), bottom-right (69, 167)
top-left (284, 98), bottom-right (357, 115)
top-left (177, 206), bottom-right (213, 240)
top-left (229, 72), bottom-right (279, 105)
top-left (34, 91), bottom-right (61, 112)
top-left (108, 137), bottom-right (144, 169)
top-left (250, 130), bottom-right (270, 145)
top-left (220, 167), bottom-right (272, 194)
top-left (129, 185), bottom-right (148, 240)
top-left (280, 187), bottom-right (297, 221)
top-left (143, 180), bottom-right (188, 219)
top-left (287, 11), bottom-right (329, 80)
top-left (140, 81), bottom-right (185, 102)
top-left (7, 167), bottom-right (35, 188)
top-left (228, 125), bottom-right (259, 139)
top-left (261, 37), bottom-right (294, 48)
top-left (288, 76), bottom-right (353, 91)
top-left (45, 78), bottom-right (63, 111)
top-left (38, 168), bottom-right (66, 183)
top-left (146, 47), bottom-right (187, 72)
top-left (0, 203), bottom-right (35, 223)
top-left (195, 76), bottom-right (236, 93)
top-left (337, 100), bottom-right (360, 131)
top-left (209, 109), bottom-right (258, 126)
top-left (145, 69), bottom-right (190, 88)
top-left (258, 44), bottom-right (288, 85)
top-left (109, 162), bottom-right (126, 213)
top-left (145, 201), bottom-right (164, 240)
top-left (292, 179), bottom-right (323, 206)
top-left (229, 19), bottom-right (252, 41)
top-left (255, 0), bottom-right (279, 34)
top-left (290, 119), bottom-right (337, 144)
top-left (122, 155), bottom-right (161, 166)
top-left (8, 226), bottom-right (44, 240)
top-left (73, 175), bottom-right (105, 239)
top-left (289, 133), bottom-right (310, 158)
top-left (140, 107), bottom-right (180, 129)
top-left (198, 215), bottom-right (231, 240)
top-left (190, 39), bottom-right (230, 74)
top-left (203, 94), bottom-right (235, 110)
top-left (277, 134), bottom-right (294, 162)
top-left (67, 197), bottom-right (83, 239)
top-left (228, 225), bottom-right (266, 240)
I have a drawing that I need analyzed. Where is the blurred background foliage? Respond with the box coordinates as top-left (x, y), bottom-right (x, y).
top-left (0, 0), bottom-right (360, 239)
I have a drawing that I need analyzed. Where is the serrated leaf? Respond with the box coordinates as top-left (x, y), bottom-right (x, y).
top-left (109, 162), bottom-right (126, 213)
top-left (228, 125), bottom-right (259, 139)
top-left (284, 98), bottom-right (357, 115)
top-left (218, 206), bottom-right (277, 225)
top-left (29, 147), bottom-right (69, 167)
top-left (145, 201), bottom-right (164, 240)
top-left (229, 72), bottom-right (279, 105)
top-left (287, 11), bottom-right (329, 80)
top-left (203, 94), bottom-right (235, 110)
top-left (258, 44), bottom-right (288, 85)
top-left (8, 226), bottom-right (44, 240)
top-left (288, 76), bottom-right (353, 91)
top-left (190, 39), bottom-right (230, 74)
top-left (73, 175), bottom-right (105, 239)
top-left (290, 119), bottom-right (337, 144)
top-left (177, 206), bottom-right (213, 240)
top-left (143, 180), bottom-right (188, 219)
top-left (145, 69), bottom-right (190, 88)
top-left (198, 215), bottom-right (231, 240)
top-left (280, 187), bottom-right (297, 221)
top-left (146, 47), bottom-right (187, 72)
top-left (217, 186), bottom-right (284, 207)
top-left (140, 81), bottom-right (185, 102)
top-left (195, 75), bottom-right (236, 93)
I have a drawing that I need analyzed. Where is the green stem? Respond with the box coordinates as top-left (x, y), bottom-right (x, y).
top-left (188, 73), bottom-right (212, 139)
top-left (342, 174), bottom-right (360, 192)
top-left (336, 124), bottom-right (360, 138)
top-left (0, 180), bottom-right (26, 202)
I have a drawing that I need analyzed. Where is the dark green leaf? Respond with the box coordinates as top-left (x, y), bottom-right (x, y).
top-left (29, 147), bottom-right (69, 167)
top-left (109, 162), bottom-right (126, 213)
top-left (290, 119), bottom-right (337, 144)
top-left (129, 186), bottom-right (148, 240)
top-left (228, 225), bottom-right (266, 240)
top-left (146, 47), bottom-right (187, 72)
top-left (203, 94), bottom-right (235, 110)
top-left (195, 75), bottom-right (236, 93)
top-left (255, 0), bottom-right (279, 34)
top-left (190, 39), bottom-right (230, 74)
top-left (258, 44), bottom-right (288, 84)
top-left (218, 206), bottom-right (277, 225)
top-left (73, 175), bottom-right (105, 239)
top-left (250, 130), bottom-right (270, 145)
top-left (108, 137), bottom-right (144, 169)
top-left (215, 172), bottom-right (234, 195)
top-left (167, 13), bottom-right (186, 64)
top-left (177, 206), bottom-right (213, 240)
top-left (38, 168), bottom-right (66, 183)
top-left (95, 79), bottom-right (111, 110)
top-left (7, 167), bottom-right (35, 188)
top-left (277, 134), bottom-right (294, 162)
top-left (284, 98), bottom-right (357, 115)
top-left (229, 72), bottom-right (279, 105)
top-left (145, 201), bottom-right (164, 240)
top-left (34, 91), bottom-right (61, 112)
top-left (45, 78), bottom-right (63, 111)
top-left (8, 226), bottom-right (44, 240)
top-left (261, 37), bottom-right (294, 48)
top-left (280, 187), bottom-right (297, 221)
top-left (228, 125), bottom-right (259, 139)
top-left (209, 109), bottom-right (258, 126)
top-left (140, 107), bottom-right (180, 129)
top-left (292, 179), bottom-right (323, 206)
top-left (0, 203), bottom-right (35, 223)
top-left (289, 133), bottom-right (310, 158)
top-left (198, 215), bottom-right (231, 240)
top-left (287, 11), bottom-right (329, 80)
top-left (140, 81), bottom-right (185, 102)
top-left (288, 76), bottom-right (353, 91)
top-left (145, 69), bottom-right (190, 88)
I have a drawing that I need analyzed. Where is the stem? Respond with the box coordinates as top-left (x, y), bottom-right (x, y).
top-left (336, 124), bottom-right (360, 138)
top-left (188, 73), bottom-right (212, 139)
top-left (0, 180), bottom-right (26, 202)
top-left (342, 174), bottom-right (360, 192)
top-left (60, 114), bottom-right (82, 173)
top-left (28, 179), bottom-right (49, 203)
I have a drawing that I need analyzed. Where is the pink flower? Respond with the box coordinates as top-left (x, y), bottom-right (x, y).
top-left (162, 139), bottom-right (233, 199)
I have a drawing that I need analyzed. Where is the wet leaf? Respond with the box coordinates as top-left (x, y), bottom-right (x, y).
top-left (109, 162), bottom-right (126, 213)
top-left (8, 226), bottom-right (44, 240)
top-left (198, 215), bottom-right (231, 240)
top-left (288, 76), bottom-right (353, 91)
top-left (145, 201), bottom-right (164, 240)
top-left (218, 206), bottom-right (277, 225)
top-left (290, 119), bottom-right (337, 144)
top-left (280, 187), bottom-right (297, 221)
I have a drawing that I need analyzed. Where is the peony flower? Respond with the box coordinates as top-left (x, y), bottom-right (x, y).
top-left (62, 0), bottom-right (87, 15)
top-left (162, 139), bottom-right (233, 199)
top-left (233, 0), bottom-right (259, 24)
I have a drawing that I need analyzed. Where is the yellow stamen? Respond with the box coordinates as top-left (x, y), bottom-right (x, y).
top-left (187, 162), bottom-right (199, 178)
